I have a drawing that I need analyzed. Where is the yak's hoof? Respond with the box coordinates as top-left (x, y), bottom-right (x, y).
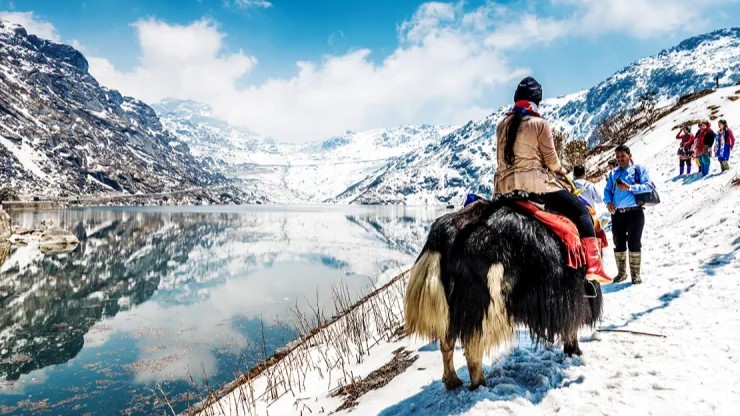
top-left (443, 375), bottom-right (463, 390)
top-left (564, 343), bottom-right (582, 356)
top-left (468, 379), bottom-right (487, 391)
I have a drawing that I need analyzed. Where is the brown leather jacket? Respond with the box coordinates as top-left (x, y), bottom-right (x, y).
top-left (494, 114), bottom-right (564, 195)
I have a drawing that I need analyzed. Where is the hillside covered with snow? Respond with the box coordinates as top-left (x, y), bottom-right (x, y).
top-left (0, 21), bottom-right (222, 197)
top-left (202, 85), bottom-right (740, 416)
top-left (154, 98), bottom-right (454, 203)
top-left (330, 27), bottom-right (740, 205)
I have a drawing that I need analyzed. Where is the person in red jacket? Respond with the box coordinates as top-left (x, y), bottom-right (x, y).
top-left (694, 121), bottom-right (716, 176)
top-left (715, 119), bottom-right (735, 172)
top-left (675, 127), bottom-right (694, 175)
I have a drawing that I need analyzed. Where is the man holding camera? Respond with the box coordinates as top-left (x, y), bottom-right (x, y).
top-left (604, 144), bottom-right (655, 284)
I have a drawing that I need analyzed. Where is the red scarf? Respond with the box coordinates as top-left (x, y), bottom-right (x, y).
top-left (508, 100), bottom-right (541, 117)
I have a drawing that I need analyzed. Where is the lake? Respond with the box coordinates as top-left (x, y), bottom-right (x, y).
top-left (0, 205), bottom-right (445, 415)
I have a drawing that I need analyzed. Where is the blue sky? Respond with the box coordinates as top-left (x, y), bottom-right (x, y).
top-left (2, 0), bottom-right (739, 142)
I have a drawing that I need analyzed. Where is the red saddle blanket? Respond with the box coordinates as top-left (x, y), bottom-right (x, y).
top-left (514, 200), bottom-right (586, 269)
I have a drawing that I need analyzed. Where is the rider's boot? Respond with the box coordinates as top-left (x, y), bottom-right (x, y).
top-left (582, 237), bottom-right (612, 284)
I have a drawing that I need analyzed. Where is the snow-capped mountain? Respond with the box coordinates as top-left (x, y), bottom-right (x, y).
top-left (154, 98), bottom-right (455, 203)
top-left (0, 21), bottom-right (222, 197)
top-left (546, 27), bottom-right (740, 142)
top-left (331, 117), bottom-right (498, 205)
top-left (342, 27), bottom-right (740, 204)
top-left (151, 98), bottom-right (278, 171)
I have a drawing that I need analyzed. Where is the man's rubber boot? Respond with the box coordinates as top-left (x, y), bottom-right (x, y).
top-left (629, 251), bottom-right (642, 284)
top-left (613, 251), bottom-right (628, 283)
top-left (583, 237), bottom-right (612, 284)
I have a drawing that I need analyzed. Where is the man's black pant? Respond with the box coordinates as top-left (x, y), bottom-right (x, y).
top-left (539, 190), bottom-right (595, 238)
top-left (612, 208), bottom-right (645, 252)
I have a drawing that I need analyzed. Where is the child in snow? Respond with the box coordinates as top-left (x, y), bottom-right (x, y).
top-left (675, 127), bottom-right (694, 175)
top-left (715, 119), bottom-right (735, 172)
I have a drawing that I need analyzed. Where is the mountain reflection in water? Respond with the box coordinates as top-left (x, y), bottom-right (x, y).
top-left (0, 205), bottom-right (442, 415)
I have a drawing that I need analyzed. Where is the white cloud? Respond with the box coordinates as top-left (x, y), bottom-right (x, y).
top-left (484, 13), bottom-right (569, 50)
top-left (45, 0), bottom-right (740, 143)
top-left (89, 19), bottom-right (256, 105)
top-left (557, 0), bottom-right (710, 38)
top-left (0, 11), bottom-right (60, 41)
top-left (232, 0), bottom-right (272, 9)
top-left (90, 11), bottom-right (526, 142)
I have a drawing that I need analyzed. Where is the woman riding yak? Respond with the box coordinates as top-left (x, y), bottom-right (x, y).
top-left (404, 77), bottom-right (605, 390)
top-left (494, 77), bottom-right (611, 284)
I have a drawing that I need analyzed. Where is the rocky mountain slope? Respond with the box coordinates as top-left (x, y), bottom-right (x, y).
top-left (338, 27), bottom-right (740, 205)
top-left (0, 21), bottom-right (223, 198)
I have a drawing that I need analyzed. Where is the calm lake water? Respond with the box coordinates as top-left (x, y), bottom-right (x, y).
top-left (0, 205), bottom-right (444, 415)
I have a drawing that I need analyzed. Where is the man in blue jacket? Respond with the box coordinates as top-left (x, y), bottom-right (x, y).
top-left (604, 144), bottom-right (654, 284)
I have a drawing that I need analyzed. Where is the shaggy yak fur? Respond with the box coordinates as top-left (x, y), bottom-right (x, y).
top-left (404, 191), bottom-right (602, 390)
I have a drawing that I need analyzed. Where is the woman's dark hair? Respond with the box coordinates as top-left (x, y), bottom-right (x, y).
top-left (504, 112), bottom-right (524, 165)
top-left (505, 77), bottom-right (542, 165)
top-left (719, 119), bottom-right (727, 128)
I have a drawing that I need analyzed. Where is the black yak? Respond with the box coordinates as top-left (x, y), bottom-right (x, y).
top-left (404, 192), bottom-right (602, 390)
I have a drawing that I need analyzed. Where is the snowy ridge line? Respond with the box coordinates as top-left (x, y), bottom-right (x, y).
top-left (186, 269), bottom-right (412, 416)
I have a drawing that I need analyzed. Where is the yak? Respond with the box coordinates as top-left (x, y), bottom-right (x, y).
top-left (404, 192), bottom-right (602, 390)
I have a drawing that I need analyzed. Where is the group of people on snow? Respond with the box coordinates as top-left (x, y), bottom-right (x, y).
top-left (675, 120), bottom-right (735, 176)
top-left (494, 77), bottom-right (654, 286)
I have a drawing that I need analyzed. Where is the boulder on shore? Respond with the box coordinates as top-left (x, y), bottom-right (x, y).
top-left (40, 226), bottom-right (80, 253)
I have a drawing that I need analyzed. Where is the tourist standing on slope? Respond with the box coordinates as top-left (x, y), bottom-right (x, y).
top-left (603, 145), bottom-right (654, 284)
top-left (494, 77), bottom-right (611, 283)
top-left (675, 127), bottom-right (694, 175)
top-left (572, 165), bottom-right (603, 208)
top-left (715, 119), bottom-right (735, 172)
top-left (694, 121), bottom-right (716, 176)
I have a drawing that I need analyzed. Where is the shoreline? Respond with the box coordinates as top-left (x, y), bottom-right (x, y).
top-left (184, 268), bottom-right (412, 416)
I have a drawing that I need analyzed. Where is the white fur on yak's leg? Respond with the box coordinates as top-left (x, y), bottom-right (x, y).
top-left (463, 263), bottom-right (514, 390)
top-left (404, 250), bottom-right (449, 340)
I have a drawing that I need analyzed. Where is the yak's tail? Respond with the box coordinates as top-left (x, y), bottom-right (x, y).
top-left (404, 250), bottom-right (449, 340)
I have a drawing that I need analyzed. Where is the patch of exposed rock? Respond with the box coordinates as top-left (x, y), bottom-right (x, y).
top-left (6, 217), bottom-right (79, 254)
top-left (0, 210), bottom-right (10, 241)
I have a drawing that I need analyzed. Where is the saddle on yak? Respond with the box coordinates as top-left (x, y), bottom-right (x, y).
top-left (464, 184), bottom-right (608, 282)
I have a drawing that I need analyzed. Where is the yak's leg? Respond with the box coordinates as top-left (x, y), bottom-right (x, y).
top-left (563, 331), bottom-right (582, 356)
top-left (463, 337), bottom-right (487, 390)
top-left (440, 335), bottom-right (463, 389)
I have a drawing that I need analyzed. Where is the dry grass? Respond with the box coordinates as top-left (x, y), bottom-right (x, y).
top-left (728, 96), bottom-right (739, 102)
top-left (672, 119), bottom-right (703, 131)
top-left (179, 270), bottom-right (413, 416)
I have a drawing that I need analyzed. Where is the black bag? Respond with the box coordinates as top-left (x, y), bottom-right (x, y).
top-left (677, 146), bottom-right (693, 157)
top-left (634, 166), bottom-right (660, 206)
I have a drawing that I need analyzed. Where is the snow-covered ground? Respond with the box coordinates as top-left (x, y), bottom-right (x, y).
top-left (202, 86), bottom-right (740, 415)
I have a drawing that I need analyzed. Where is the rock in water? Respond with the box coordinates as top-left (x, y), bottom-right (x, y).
top-left (40, 226), bottom-right (80, 254)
